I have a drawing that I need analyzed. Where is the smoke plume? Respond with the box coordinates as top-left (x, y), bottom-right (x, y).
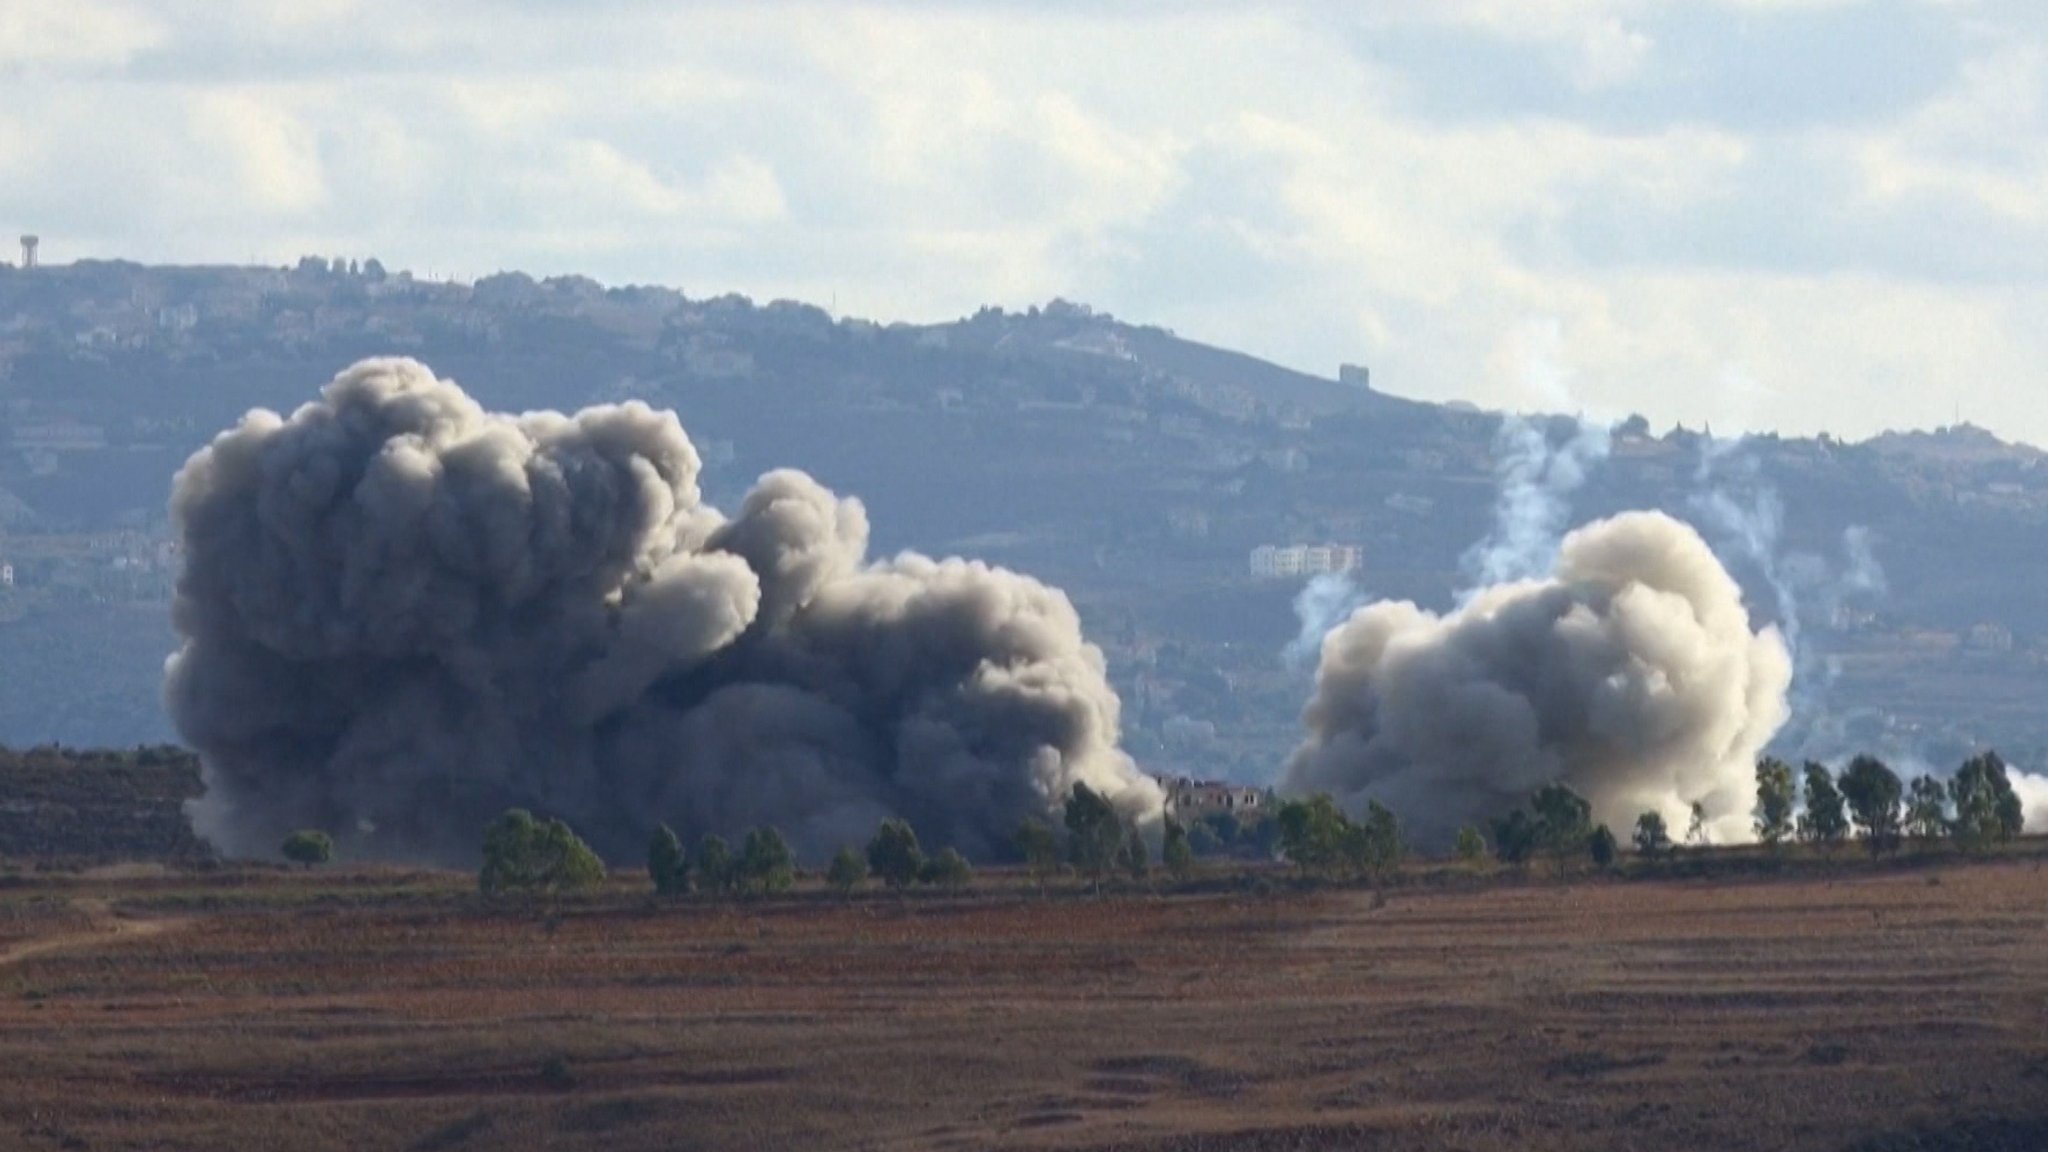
top-left (1462, 415), bottom-right (1612, 588)
top-left (1284, 512), bottom-right (1792, 845)
top-left (165, 358), bottom-right (1162, 864)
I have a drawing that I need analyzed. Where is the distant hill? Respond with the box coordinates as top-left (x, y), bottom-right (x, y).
top-left (2, 259), bottom-right (2047, 783)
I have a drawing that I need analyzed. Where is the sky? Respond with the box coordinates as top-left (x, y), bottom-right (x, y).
top-left (4, 0), bottom-right (2048, 441)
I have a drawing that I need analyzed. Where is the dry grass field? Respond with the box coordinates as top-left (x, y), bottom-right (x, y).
top-left (1, 857), bottom-right (2045, 1151)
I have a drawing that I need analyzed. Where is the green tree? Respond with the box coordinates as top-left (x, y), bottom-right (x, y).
top-left (1118, 821), bottom-right (1150, 881)
top-left (1798, 761), bottom-right (1850, 850)
top-left (1905, 776), bottom-right (1951, 842)
top-left (695, 833), bottom-right (735, 896)
top-left (1202, 810), bottom-right (1243, 850)
top-left (1633, 811), bottom-right (1671, 860)
top-left (739, 826), bottom-right (796, 894)
top-left (1275, 793), bottom-right (1348, 876)
top-left (1588, 824), bottom-right (1617, 870)
top-left (480, 809), bottom-right (606, 899)
top-left (1754, 757), bottom-right (1797, 847)
top-left (1341, 800), bottom-right (1402, 883)
top-left (920, 846), bottom-right (973, 889)
top-left (647, 824), bottom-right (688, 896)
top-left (1015, 817), bottom-right (1061, 887)
top-left (1161, 818), bottom-right (1195, 882)
top-left (866, 818), bottom-right (926, 889)
top-left (1064, 783), bottom-right (1124, 883)
top-left (1490, 808), bottom-right (1539, 867)
top-left (1531, 783), bottom-right (1592, 875)
top-left (281, 829), bottom-right (333, 870)
top-left (1951, 751), bottom-right (2026, 849)
top-left (1838, 755), bottom-right (1903, 855)
top-left (826, 846), bottom-right (866, 896)
top-left (1454, 825), bottom-right (1487, 867)
top-left (1186, 820), bottom-right (1223, 857)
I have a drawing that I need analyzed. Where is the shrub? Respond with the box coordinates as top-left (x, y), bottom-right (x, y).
top-left (694, 834), bottom-right (735, 896)
top-left (739, 826), bottom-right (795, 894)
top-left (480, 809), bottom-right (605, 899)
top-left (827, 846), bottom-right (867, 896)
top-left (1453, 825), bottom-right (1487, 867)
top-left (920, 846), bottom-right (973, 889)
top-left (280, 829), bottom-right (333, 870)
top-left (866, 818), bottom-right (925, 889)
top-left (647, 824), bottom-right (688, 896)
top-left (1491, 808), bottom-right (1539, 867)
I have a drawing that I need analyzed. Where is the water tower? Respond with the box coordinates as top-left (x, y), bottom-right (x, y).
top-left (19, 235), bottom-right (37, 269)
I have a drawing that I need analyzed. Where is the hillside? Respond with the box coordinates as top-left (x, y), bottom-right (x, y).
top-left (3, 259), bottom-right (2047, 783)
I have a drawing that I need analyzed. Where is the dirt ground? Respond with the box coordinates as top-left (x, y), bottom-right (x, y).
top-left (0, 858), bottom-right (2044, 1151)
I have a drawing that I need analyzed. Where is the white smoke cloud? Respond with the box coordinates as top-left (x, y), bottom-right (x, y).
top-left (1284, 511), bottom-right (1792, 846)
top-left (164, 358), bottom-right (1162, 864)
top-left (1284, 571), bottom-right (1369, 674)
top-left (1462, 414), bottom-right (1614, 590)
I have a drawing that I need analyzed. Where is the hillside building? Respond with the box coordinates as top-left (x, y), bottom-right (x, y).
top-left (1250, 543), bottom-right (1363, 579)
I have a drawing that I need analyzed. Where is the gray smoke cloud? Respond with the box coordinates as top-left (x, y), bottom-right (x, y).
top-left (165, 358), bottom-right (1162, 864)
top-left (1284, 511), bottom-right (1792, 845)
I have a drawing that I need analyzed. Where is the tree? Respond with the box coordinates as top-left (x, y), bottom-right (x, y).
top-left (1798, 761), bottom-right (1850, 851)
top-left (1341, 800), bottom-right (1402, 883)
top-left (1186, 820), bottom-right (1223, 858)
top-left (866, 818), bottom-right (926, 889)
top-left (1119, 821), bottom-right (1151, 881)
top-left (1161, 818), bottom-right (1195, 882)
top-left (1064, 783), bottom-right (1124, 883)
top-left (1905, 776), bottom-right (1951, 843)
top-left (1951, 751), bottom-right (2026, 849)
top-left (1633, 811), bottom-right (1671, 860)
top-left (739, 826), bottom-right (795, 894)
top-left (695, 833), bottom-right (735, 896)
top-left (281, 829), bottom-right (333, 870)
top-left (1838, 755), bottom-right (1903, 855)
top-left (1490, 809), bottom-right (1539, 867)
top-left (480, 809), bottom-right (606, 899)
top-left (1454, 825), bottom-right (1487, 867)
top-left (920, 846), bottom-right (973, 889)
top-left (1754, 757), bottom-right (1797, 847)
top-left (647, 824), bottom-right (688, 896)
top-left (1275, 794), bottom-right (1348, 876)
top-left (827, 846), bottom-right (867, 896)
top-left (1531, 783), bottom-right (1592, 875)
top-left (1686, 800), bottom-right (1709, 848)
top-left (1588, 824), bottom-right (1617, 870)
top-left (1014, 817), bottom-right (1061, 887)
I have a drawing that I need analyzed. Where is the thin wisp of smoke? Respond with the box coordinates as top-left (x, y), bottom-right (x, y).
top-left (165, 358), bottom-right (1162, 864)
top-left (1284, 512), bottom-right (1792, 846)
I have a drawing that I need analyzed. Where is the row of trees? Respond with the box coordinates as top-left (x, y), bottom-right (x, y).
top-left (1750, 751), bottom-right (2025, 855)
top-left (467, 750), bottom-right (2032, 900)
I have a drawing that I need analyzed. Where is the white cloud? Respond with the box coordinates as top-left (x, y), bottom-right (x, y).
top-left (4, 1), bottom-right (2048, 442)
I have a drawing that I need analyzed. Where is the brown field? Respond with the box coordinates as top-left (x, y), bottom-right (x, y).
top-left (1, 856), bottom-right (2046, 1151)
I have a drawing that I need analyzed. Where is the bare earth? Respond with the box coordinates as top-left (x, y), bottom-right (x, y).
top-left (1, 859), bottom-right (2045, 1151)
